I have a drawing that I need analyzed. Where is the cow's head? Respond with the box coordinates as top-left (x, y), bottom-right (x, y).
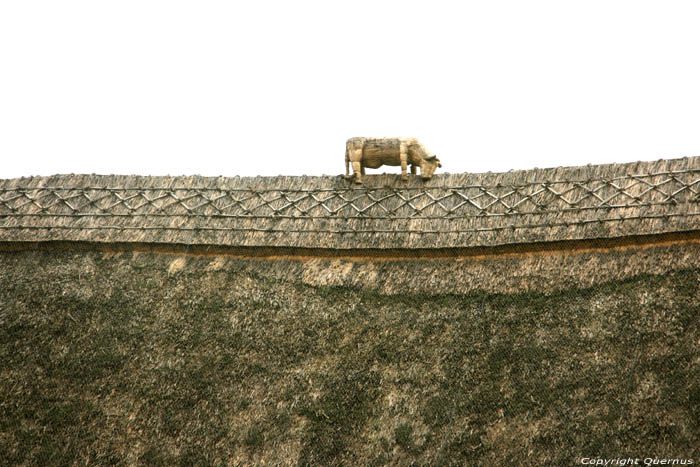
top-left (421, 155), bottom-right (442, 179)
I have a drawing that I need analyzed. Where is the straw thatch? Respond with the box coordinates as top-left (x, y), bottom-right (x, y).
top-left (1, 156), bottom-right (699, 248)
top-left (2, 248), bottom-right (699, 464)
top-left (3, 156), bottom-right (700, 464)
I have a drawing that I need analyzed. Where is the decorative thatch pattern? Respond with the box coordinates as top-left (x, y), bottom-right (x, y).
top-left (1, 156), bottom-right (699, 248)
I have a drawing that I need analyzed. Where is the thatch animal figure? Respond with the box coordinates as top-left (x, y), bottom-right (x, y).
top-left (345, 137), bottom-right (442, 184)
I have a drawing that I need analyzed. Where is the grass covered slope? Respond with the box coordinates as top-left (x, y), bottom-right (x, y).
top-left (1, 250), bottom-right (699, 465)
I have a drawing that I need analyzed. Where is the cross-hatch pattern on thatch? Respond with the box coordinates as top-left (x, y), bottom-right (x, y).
top-left (1, 156), bottom-right (699, 249)
top-left (1, 169), bottom-right (699, 219)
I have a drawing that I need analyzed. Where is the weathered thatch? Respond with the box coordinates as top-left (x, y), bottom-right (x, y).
top-left (2, 156), bottom-right (700, 464)
top-left (2, 249), bottom-right (699, 464)
top-left (1, 156), bottom-right (699, 249)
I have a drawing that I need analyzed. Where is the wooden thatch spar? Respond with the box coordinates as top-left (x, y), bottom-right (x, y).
top-left (1, 156), bottom-right (699, 249)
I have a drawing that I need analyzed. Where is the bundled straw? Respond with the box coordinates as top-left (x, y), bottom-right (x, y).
top-left (1, 156), bottom-right (699, 249)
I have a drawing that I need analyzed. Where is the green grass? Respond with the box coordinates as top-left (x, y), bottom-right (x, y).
top-left (0, 250), bottom-right (699, 465)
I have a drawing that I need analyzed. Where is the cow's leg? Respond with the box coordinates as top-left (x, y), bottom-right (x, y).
top-left (352, 161), bottom-right (363, 184)
top-left (361, 165), bottom-right (366, 176)
top-left (410, 165), bottom-right (417, 175)
top-left (346, 144), bottom-right (364, 183)
top-left (400, 142), bottom-right (408, 181)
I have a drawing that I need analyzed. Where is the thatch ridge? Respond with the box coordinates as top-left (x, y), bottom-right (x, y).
top-left (1, 156), bottom-right (699, 249)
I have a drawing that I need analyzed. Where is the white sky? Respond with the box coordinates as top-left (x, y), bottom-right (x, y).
top-left (1, 1), bottom-right (699, 179)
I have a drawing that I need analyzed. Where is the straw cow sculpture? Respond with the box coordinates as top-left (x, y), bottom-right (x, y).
top-left (345, 137), bottom-right (442, 184)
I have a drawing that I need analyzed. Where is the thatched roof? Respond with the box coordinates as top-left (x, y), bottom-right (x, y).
top-left (1, 156), bottom-right (699, 249)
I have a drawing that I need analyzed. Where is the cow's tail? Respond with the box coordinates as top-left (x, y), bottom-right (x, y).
top-left (345, 144), bottom-right (350, 178)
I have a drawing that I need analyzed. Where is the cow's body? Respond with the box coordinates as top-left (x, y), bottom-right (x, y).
top-left (345, 137), bottom-right (441, 184)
